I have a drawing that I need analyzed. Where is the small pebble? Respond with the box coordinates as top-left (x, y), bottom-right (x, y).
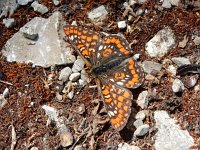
top-left (193, 36), bottom-right (200, 45)
top-left (3, 18), bottom-right (16, 28)
top-left (59, 126), bottom-right (74, 147)
top-left (78, 104), bottom-right (86, 115)
top-left (59, 67), bottom-right (72, 82)
top-left (17, 0), bottom-right (33, 6)
top-left (30, 147), bottom-right (38, 150)
top-left (118, 21), bottom-right (126, 29)
top-left (172, 79), bottom-right (185, 93)
top-left (72, 57), bottom-right (85, 73)
top-left (137, 91), bottom-right (149, 109)
top-left (142, 61), bottom-right (162, 74)
top-left (171, 57), bottom-right (191, 67)
top-left (133, 119), bottom-right (144, 128)
top-left (20, 26), bottom-right (38, 40)
top-left (118, 143), bottom-right (141, 150)
top-left (135, 111), bottom-right (146, 120)
top-left (69, 72), bottom-right (81, 82)
top-left (52, 0), bottom-right (60, 6)
top-left (31, 1), bottom-right (49, 14)
top-left (134, 124), bottom-right (150, 137)
top-left (67, 90), bottom-right (74, 99)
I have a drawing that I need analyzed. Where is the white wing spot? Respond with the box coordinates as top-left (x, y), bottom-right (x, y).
top-left (99, 45), bottom-right (103, 50)
top-left (117, 82), bottom-right (124, 86)
top-left (108, 111), bottom-right (115, 117)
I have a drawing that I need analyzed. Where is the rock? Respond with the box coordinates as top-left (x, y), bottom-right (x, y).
top-left (67, 90), bottom-right (74, 99)
top-left (3, 18), bottom-right (16, 28)
top-left (56, 92), bottom-right (63, 101)
top-left (135, 8), bottom-right (144, 16)
top-left (133, 119), bottom-right (143, 128)
top-left (135, 111), bottom-right (146, 120)
top-left (52, 0), bottom-right (60, 6)
top-left (31, 1), bottom-right (48, 14)
top-left (133, 54), bottom-right (140, 60)
top-left (170, 0), bottom-right (181, 6)
top-left (142, 61), bottom-right (162, 74)
top-left (166, 65), bottom-right (176, 76)
top-left (162, 0), bottom-right (172, 8)
top-left (193, 36), bottom-right (200, 45)
top-left (17, 0), bottom-right (33, 5)
top-left (59, 67), bottom-right (72, 82)
top-left (182, 75), bottom-right (199, 88)
top-left (78, 79), bottom-right (87, 86)
top-left (20, 26), bottom-right (38, 40)
top-left (30, 147), bottom-right (38, 150)
top-left (137, 91), bottom-right (149, 109)
top-left (145, 28), bottom-right (175, 58)
top-left (42, 105), bottom-right (58, 122)
top-left (118, 21), bottom-right (126, 29)
top-left (137, 0), bottom-right (148, 4)
top-left (154, 110), bottom-right (194, 150)
top-left (69, 72), bottom-right (81, 82)
top-left (2, 12), bottom-right (76, 67)
top-left (74, 145), bottom-right (82, 150)
top-left (171, 57), bottom-right (191, 67)
top-left (118, 143), bottom-right (141, 150)
top-left (172, 79), bottom-right (185, 93)
top-left (0, 0), bottom-right (18, 18)
top-left (77, 104), bottom-right (85, 115)
top-left (72, 57), bottom-right (85, 73)
top-left (81, 69), bottom-right (90, 83)
top-left (178, 35), bottom-right (188, 48)
top-left (129, 0), bottom-right (137, 6)
top-left (59, 125), bottom-right (74, 147)
top-left (0, 88), bottom-right (9, 109)
top-left (194, 84), bottom-right (200, 92)
top-left (134, 124), bottom-right (150, 137)
top-left (88, 5), bottom-right (108, 24)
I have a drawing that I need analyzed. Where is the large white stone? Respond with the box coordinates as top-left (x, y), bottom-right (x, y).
top-left (154, 111), bottom-right (194, 150)
top-left (2, 12), bottom-right (75, 67)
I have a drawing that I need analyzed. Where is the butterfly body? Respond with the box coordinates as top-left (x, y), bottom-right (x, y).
top-left (64, 25), bottom-right (144, 131)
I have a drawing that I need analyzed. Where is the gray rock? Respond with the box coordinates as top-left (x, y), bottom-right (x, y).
top-left (52, 0), bottom-right (60, 6)
top-left (2, 12), bottom-right (76, 67)
top-left (193, 36), bottom-right (200, 45)
top-left (3, 18), bottom-right (16, 28)
top-left (20, 26), bottom-right (38, 40)
top-left (69, 72), bottom-right (81, 82)
top-left (118, 21), bottom-right (126, 29)
top-left (42, 105), bottom-right (58, 122)
top-left (59, 124), bottom-right (74, 147)
top-left (17, 0), bottom-right (33, 6)
top-left (162, 0), bottom-right (172, 8)
top-left (77, 104), bottom-right (85, 115)
top-left (166, 65), bottom-right (176, 76)
top-left (135, 111), bottom-right (146, 120)
top-left (171, 57), bottom-right (191, 67)
top-left (118, 143), bottom-right (141, 150)
top-left (145, 28), bottom-right (175, 58)
top-left (129, 0), bottom-right (137, 6)
top-left (88, 5), bottom-right (108, 24)
top-left (67, 90), bottom-right (74, 99)
top-left (78, 79), bottom-right (87, 86)
top-left (74, 145), bottom-right (82, 150)
top-left (142, 61), bottom-right (162, 74)
top-left (72, 57), bottom-right (85, 73)
top-left (133, 119), bottom-right (143, 128)
top-left (31, 1), bottom-right (48, 14)
top-left (154, 110), bottom-right (194, 150)
top-left (135, 8), bottom-right (144, 16)
top-left (134, 124), bottom-right (150, 137)
top-left (178, 35), bottom-right (188, 48)
top-left (30, 147), bottom-right (38, 150)
top-left (59, 67), bottom-right (72, 82)
top-left (137, 0), bottom-right (148, 4)
top-left (0, 0), bottom-right (18, 18)
top-left (170, 0), bottom-right (180, 6)
top-left (137, 91), bottom-right (149, 109)
top-left (172, 79), bottom-right (185, 93)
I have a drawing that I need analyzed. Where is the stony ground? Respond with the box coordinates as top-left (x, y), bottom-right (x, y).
top-left (0, 0), bottom-right (200, 150)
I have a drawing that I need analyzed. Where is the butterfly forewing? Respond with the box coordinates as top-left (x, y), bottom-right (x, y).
top-left (64, 25), bottom-right (101, 66)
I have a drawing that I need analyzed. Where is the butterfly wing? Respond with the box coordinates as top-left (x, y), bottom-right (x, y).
top-left (64, 25), bottom-right (101, 67)
top-left (96, 77), bottom-right (132, 131)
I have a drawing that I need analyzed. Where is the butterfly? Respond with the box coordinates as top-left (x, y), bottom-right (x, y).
top-left (64, 25), bottom-right (144, 131)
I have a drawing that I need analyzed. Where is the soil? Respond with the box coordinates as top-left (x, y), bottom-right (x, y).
top-left (0, 0), bottom-right (199, 150)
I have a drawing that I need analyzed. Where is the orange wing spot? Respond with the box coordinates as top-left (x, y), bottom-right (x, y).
top-left (114, 72), bottom-right (126, 80)
top-left (111, 117), bottom-right (120, 125)
top-left (93, 35), bottom-right (98, 40)
top-left (70, 29), bottom-right (74, 33)
top-left (77, 31), bottom-right (81, 35)
top-left (117, 102), bottom-right (123, 108)
top-left (114, 100), bottom-right (117, 104)
top-left (74, 30), bottom-right (78, 34)
top-left (105, 98), bottom-right (112, 103)
top-left (105, 39), bottom-right (111, 44)
top-left (117, 43), bottom-right (123, 49)
top-left (111, 37), bottom-right (117, 43)
top-left (82, 50), bottom-right (89, 56)
top-left (77, 44), bottom-right (84, 49)
top-left (126, 84), bottom-right (131, 88)
top-left (123, 91), bottom-right (130, 98)
top-left (115, 39), bottom-right (120, 44)
top-left (83, 30), bottom-right (87, 34)
top-left (124, 113), bottom-right (128, 117)
top-left (118, 95), bottom-right (124, 102)
top-left (124, 106), bottom-right (128, 111)
top-left (64, 28), bottom-right (70, 35)
top-left (117, 89), bottom-right (122, 94)
top-left (131, 69), bottom-right (136, 75)
top-left (120, 121), bottom-right (125, 125)
top-left (118, 114), bottom-right (123, 119)
top-left (81, 35), bottom-right (86, 39)
top-left (102, 48), bottom-right (112, 57)
top-left (119, 109), bottom-right (124, 114)
top-left (112, 93), bottom-right (117, 98)
top-left (124, 50), bottom-right (130, 55)
top-left (86, 43), bottom-right (89, 47)
top-left (87, 37), bottom-right (92, 42)
top-left (120, 48), bottom-right (130, 55)
top-left (102, 88), bottom-right (109, 95)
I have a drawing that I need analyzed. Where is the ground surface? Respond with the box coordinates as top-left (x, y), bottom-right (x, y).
top-left (0, 0), bottom-right (200, 150)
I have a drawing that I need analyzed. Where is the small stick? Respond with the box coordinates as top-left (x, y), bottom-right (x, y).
top-left (0, 80), bottom-right (13, 86)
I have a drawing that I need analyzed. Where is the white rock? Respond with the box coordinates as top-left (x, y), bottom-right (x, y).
top-left (69, 72), bottom-right (81, 82)
top-left (3, 18), bottom-right (16, 28)
top-left (88, 5), bottom-right (108, 24)
top-left (42, 105), bottom-right (58, 122)
top-left (0, 0), bottom-right (18, 18)
top-left (52, 0), bottom-right (60, 6)
top-left (137, 91), bottom-right (149, 109)
top-left (30, 147), bottom-right (38, 150)
top-left (135, 8), bottom-right (144, 16)
top-left (172, 79), bottom-right (185, 93)
top-left (135, 111), bottom-right (146, 120)
top-left (17, 0), bottom-right (33, 5)
top-left (193, 36), bottom-right (200, 45)
top-left (162, 0), bottom-right (172, 8)
top-left (74, 145), bottom-right (82, 150)
top-left (194, 85), bottom-right (200, 92)
top-left (133, 54), bottom-right (140, 60)
top-left (20, 26), bottom-right (38, 40)
top-left (118, 21), bottom-right (126, 29)
top-left (72, 57), bottom-right (85, 73)
top-left (137, 0), bottom-right (148, 4)
top-left (171, 57), bottom-right (191, 67)
top-left (2, 12), bottom-right (76, 67)
top-left (167, 65), bottom-right (176, 76)
top-left (59, 67), bottom-right (72, 82)
top-left (118, 143), bottom-right (141, 150)
top-left (133, 119), bottom-right (143, 128)
top-left (178, 35), bottom-right (188, 48)
top-left (170, 0), bottom-right (180, 6)
top-left (145, 28), bottom-right (175, 58)
top-left (59, 124), bottom-right (74, 147)
top-left (142, 61), bottom-right (162, 74)
top-left (134, 124), bottom-right (150, 137)
top-left (154, 110), bottom-right (194, 150)
top-left (31, 1), bottom-right (48, 14)
top-left (67, 90), bottom-right (74, 99)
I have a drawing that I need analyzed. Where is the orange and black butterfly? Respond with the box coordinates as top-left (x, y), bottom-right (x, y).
top-left (64, 25), bottom-right (144, 131)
